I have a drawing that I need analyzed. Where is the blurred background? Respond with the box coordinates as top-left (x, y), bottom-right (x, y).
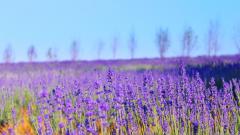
top-left (0, 0), bottom-right (239, 63)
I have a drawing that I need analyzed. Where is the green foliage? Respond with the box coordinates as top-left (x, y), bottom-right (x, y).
top-left (23, 90), bottom-right (33, 108)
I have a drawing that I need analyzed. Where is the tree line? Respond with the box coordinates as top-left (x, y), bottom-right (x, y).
top-left (2, 21), bottom-right (240, 63)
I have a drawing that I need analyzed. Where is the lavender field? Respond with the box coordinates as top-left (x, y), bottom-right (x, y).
top-left (1, 0), bottom-right (240, 134)
top-left (0, 57), bottom-right (238, 135)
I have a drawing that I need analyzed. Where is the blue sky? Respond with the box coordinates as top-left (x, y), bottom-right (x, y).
top-left (0, 0), bottom-right (239, 62)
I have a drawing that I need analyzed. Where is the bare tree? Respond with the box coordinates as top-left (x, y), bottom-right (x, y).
top-left (47, 47), bottom-right (57, 61)
top-left (97, 41), bottom-right (104, 59)
top-left (112, 37), bottom-right (118, 59)
top-left (207, 21), bottom-right (220, 56)
top-left (47, 48), bottom-right (53, 61)
top-left (129, 33), bottom-right (137, 59)
top-left (28, 45), bottom-right (37, 62)
top-left (71, 41), bottom-right (79, 61)
top-left (182, 26), bottom-right (197, 57)
top-left (156, 28), bottom-right (170, 58)
top-left (3, 44), bottom-right (12, 63)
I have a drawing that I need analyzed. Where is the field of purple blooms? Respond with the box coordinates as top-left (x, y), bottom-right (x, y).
top-left (0, 57), bottom-right (239, 135)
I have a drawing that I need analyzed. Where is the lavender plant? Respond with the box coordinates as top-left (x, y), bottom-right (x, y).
top-left (0, 61), bottom-right (239, 135)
